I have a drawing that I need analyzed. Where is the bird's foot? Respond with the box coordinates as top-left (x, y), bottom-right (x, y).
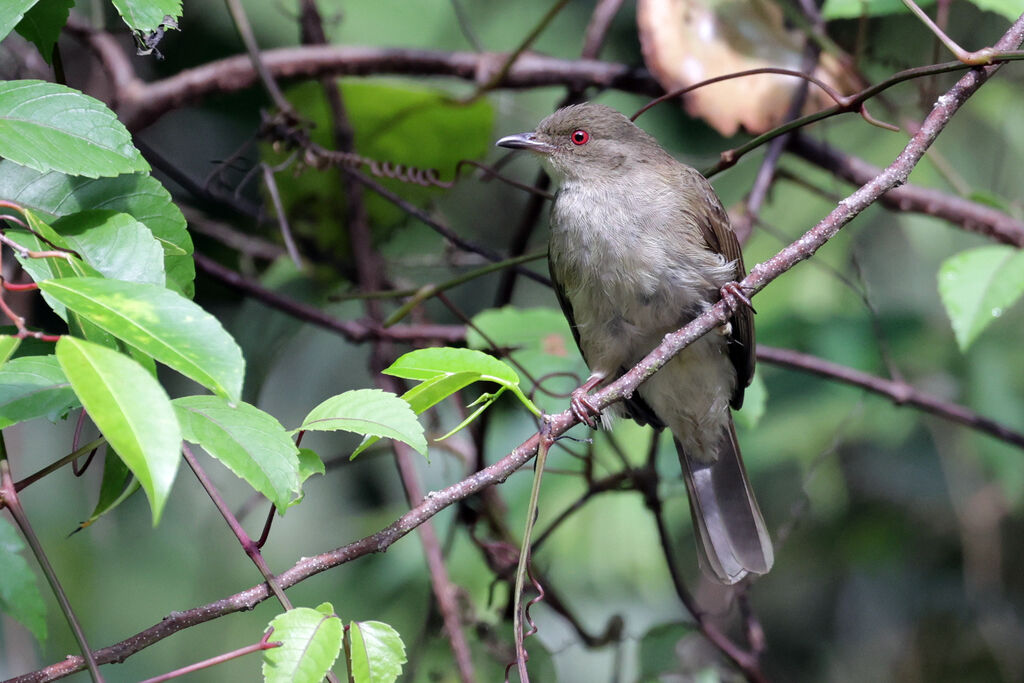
top-left (720, 281), bottom-right (756, 314)
top-left (570, 374), bottom-right (605, 428)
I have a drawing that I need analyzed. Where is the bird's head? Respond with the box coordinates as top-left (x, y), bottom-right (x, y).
top-left (496, 103), bottom-right (669, 182)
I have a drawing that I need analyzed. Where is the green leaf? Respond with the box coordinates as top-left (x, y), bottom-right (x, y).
top-left (938, 245), bottom-right (1024, 351)
top-left (385, 347), bottom-right (519, 384)
top-left (74, 449), bottom-right (139, 533)
top-left (0, 81), bottom-right (148, 178)
top-left (110, 0), bottom-right (182, 33)
top-left (348, 621), bottom-right (407, 683)
top-left (298, 389), bottom-right (427, 457)
top-left (822, 0), bottom-right (935, 18)
top-left (266, 80), bottom-right (493, 255)
top-left (174, 396), bottom-right (302, 511)
top-left (0, 517), bottom-right (47, 643)
top-left (0, 1), bottom-right (39, 45)
top-left (263, 604), bottom-right (343, 683)
top-left (55, 337), bottom-right (181, 525)
top-left (0, 336), bottom-right (22, 368)
top-left (385, 347), bottom-right (540, 417)
top-left (969, 0), bottom-right (1024, 21)
top-left (39, 277), bottom-right (245, 401)
top-left (14, 0), bottom-right (74, 64)
top-left (733, 373), bottom-right (767, 430)
top-left (0, 355), bottom-right (79, 428)
top-left (50, 210), bottom-right (166, 286)
top-left (0, 162), bottom-right (195, 296)
top-left (297, 448), bottom-right (325, 482)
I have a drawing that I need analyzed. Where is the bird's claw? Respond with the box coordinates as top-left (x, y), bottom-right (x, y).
top-left (570, 389), bottom-right (600, 429)
top-left (720, 281), bottom-right (756, 314)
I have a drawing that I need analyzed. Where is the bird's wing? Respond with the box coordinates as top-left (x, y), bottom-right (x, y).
top-left (691, 175), bottom-right (756, 410)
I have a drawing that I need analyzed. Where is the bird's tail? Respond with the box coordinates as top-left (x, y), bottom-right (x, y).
top-left (675, 420), bottom-right (773, 585)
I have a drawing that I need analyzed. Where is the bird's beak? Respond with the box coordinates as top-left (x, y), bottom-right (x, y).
top-left (496, 132), bottom-right (555, 154)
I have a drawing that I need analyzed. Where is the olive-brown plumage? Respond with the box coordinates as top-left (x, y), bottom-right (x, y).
top-left (498, 103), bottom-right (772, 584)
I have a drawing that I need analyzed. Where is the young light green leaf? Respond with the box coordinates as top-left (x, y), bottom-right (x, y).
top-left (14, 0), bottom-right (73, 64)
top-left (0, 517), bottom-right (48, 643)
top-left (0, 1), bottom-right (39, 45)
top-left (298, 389), bottom-right (427, 457)
top-left (349, 372), bottom-right (481, 459)
top-left (0, 81), bottom-right (148, 178)
top-left (55, 337), bottom-right (181, 525)
top-left (50, 210), bottom-right (166, 286)
top-left (0, 336), bottom-right (22, 369)
top-left (174, 396), bottom-right (302, 511)
top-left (297, 448), bottom-right (325, 483)
top-left (263, 604), bottom-right (343, 683)
top-left (39, 277), bottom-right (245, 401)
top-left (386, 347), bottom-right (540, 417)
top-left (0, 355), bottom-right (79, 429)
top-left (938, 245), bottom-right (1024, 351)
top-left (348, 621), bottom-right (407, 683)
top-left (73, 450), bottom-right (140, 534)
top-left (111, 0), bottom-right (182, 33)
top-left (384, 347), bottom-right (519, 384)
top-left (0, 162), bottom-right (194, 296)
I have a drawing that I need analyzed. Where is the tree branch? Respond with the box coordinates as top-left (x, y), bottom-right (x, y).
top-left (790, 133), bottom-right (1024, 246)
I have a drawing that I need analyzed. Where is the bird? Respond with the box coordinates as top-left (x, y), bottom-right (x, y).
top-left (496, 103), bottom-right (773, 584)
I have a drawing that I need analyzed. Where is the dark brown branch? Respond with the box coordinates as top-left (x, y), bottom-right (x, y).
top-left (758, 346), bottom-right (1024, 449)
top-left (789, 133), bottom-right (1024, 247)
top-left (113, 45), bottom-right (660, 131)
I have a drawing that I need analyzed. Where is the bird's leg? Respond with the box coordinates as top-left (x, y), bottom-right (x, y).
top-left (720, 281), bottom-right (756, 314)
top-left (570, 373), bottom-right (605, 428)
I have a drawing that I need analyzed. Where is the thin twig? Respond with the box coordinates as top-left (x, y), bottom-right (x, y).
top-left (0, 460), bottom-right (104, 682)
top-left (757, 346), bottom-right (1024, 449)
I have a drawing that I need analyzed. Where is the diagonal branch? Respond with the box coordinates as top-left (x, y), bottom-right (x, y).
top-left (16, 15), bottom-right (1023, 682)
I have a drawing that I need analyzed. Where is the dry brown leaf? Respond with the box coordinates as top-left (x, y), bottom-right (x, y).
top-left (637, 0), bottom-right (860, 136)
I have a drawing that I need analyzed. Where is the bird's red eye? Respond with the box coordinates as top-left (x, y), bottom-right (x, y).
top-left (570, 129), bottom-right (590, 145)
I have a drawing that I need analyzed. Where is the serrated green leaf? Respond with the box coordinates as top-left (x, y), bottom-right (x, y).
top-left (299, 389), bottom-right (427, 456)
top-left (0, 162), bottom-right (194, 296)
top-left (55, 337), bottom-right (181, 525)
top-left (0, 336), bottom-right (22, 368)
top-left (110, 0), bottom-right (182, 33)
top-left (0, 81), bottom-right (148, 178)
top-left (49, 210), bottom-right (166, 286)
top-left (74, 449), bottom-right (139, 533)
top-left (384, 347), bottom-right (519, 384)
top-left (263, 606), bottom-right (343, 683)
top-left (39, 277), bottom-right (245, 400)
top-left (733, 373), bottom-right (767, 430)
top-left (938, 246), bottom-right (1024, 351)
top-left (0, 517), bottom-right (47, 643)
top-left (0, 1), bottom-right (39, 45)
top-left (14, 0), bottom-right (74, 64)
top-left (0, 355), bottom-right (79, 428)
top-left (348, 621), bottom-right (407, 683)
top-left (174, 396), bottom-right (302, 511)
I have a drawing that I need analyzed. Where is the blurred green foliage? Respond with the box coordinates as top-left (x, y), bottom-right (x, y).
top-left (2, 0), bottom-right (1024, 682)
